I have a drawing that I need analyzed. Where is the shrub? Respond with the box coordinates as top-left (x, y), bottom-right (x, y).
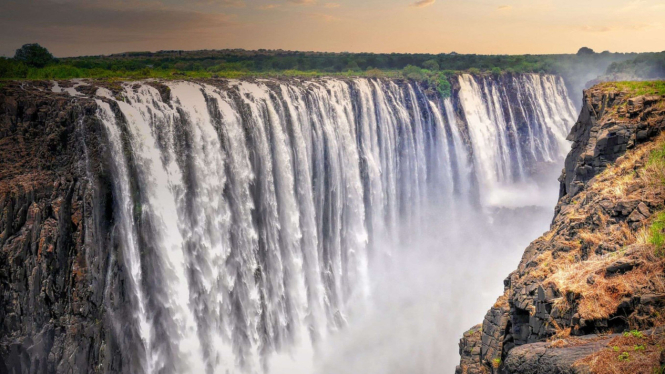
top-left (435, 73), bottom-right (452, 98)
top-left (623, 330), bottom-right (645, 339)
top-left (468, 67), bottom-right (481, 75)
top-left (0, 58), bottom-right (29, 78)
top-left (402, 65), bottom-right (427, 80)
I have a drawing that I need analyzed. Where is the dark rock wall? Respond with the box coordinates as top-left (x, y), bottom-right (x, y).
top-left (0, 84), bottom-right (126, 374)
top-left (456, 87), bottom-right (665, 374)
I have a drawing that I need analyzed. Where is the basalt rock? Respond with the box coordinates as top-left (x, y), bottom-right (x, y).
top-left (0, 83), bottom-right (127, 374)
top-left (457, 84), bottom-right (665, 374)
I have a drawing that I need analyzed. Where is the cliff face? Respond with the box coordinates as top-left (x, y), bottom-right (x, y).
top-left (457, 83), bottom-right (665, 374)
top-left (0, 82), bottom-right (126, 373)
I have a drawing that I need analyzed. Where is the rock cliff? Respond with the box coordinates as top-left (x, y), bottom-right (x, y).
top-left (0, 81), bottom-right (126, 373)
top-left (457, 82), bottom-right (665, 374)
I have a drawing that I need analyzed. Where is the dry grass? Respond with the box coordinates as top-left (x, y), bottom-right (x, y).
top-left (493, 292), bottom-right (509, 309)
top-left (576, 330), bottom-right (665, 374)
top-left (527, 134), bottom-right (665, 321)
top-left (546, 245), bottom-right (665, 321)
top-left (579, 229), bottom-right (606, 247)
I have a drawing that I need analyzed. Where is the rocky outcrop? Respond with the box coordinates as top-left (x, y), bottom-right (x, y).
top-left (0, 82), bottom-right (127, 373)
top-left (561, 89), bottom-right (665, 197)
top-left (457, 83), bottom-right (665, 374)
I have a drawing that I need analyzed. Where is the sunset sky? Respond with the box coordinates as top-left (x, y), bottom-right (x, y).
top-left (1, 0), bottom-right (664, 57)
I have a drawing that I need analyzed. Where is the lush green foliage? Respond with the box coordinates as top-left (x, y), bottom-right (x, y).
top-left (0, 46), bottom-right (648, 83)
top-left (602, 81), bottom-right (665, 96)
top-left (13, 43), bottom-right (55, 68)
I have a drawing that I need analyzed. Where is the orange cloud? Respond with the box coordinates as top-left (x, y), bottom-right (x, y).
top-left (410, 0), bottom-right (435, 8)
top-left (258, 4), bottom-right (280, 9)
top-left (288, 0), bottom-right (316, 5)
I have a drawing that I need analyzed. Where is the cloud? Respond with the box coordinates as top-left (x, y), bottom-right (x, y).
top-left (306, 12), bottom-right (340, 22)
top-left (497, 5), bottom-right (512, 11)
top-left (578, 23), bottom-right (657, 33)
top-left (288, 0), bottom-right (316, 4)
top-left (410, 0), bottom-right (435, 8)
top-left (579, 25), bottom-right (614, 33)
top-left (196, 0), bottom-right (245, 7)
top-left (324, 2), bottom-right (340, 8)
top-left (257, 4), bottom-right (281, 9)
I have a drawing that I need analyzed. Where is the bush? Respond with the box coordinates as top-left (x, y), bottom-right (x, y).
top-left (14, 43), bottom-right (55, 68)
top-left (402, 65), bottom-right (427, 80)
top-left (0, 58), bottom-right (29, 78)
top-left (434, 72), bottom-right (452, 98)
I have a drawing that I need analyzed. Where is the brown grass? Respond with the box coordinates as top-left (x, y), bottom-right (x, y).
top-left (522, 133), bottom-right (665, 322)
top-left (576, 331), bottom-right (665, 374)
top-left (493, 292), bottom-right (509, 309)
top-left (546, 245), bottom-right (665, 321)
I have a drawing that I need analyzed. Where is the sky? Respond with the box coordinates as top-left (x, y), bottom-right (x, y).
top-left (1, 0), bottom-right (664, 57)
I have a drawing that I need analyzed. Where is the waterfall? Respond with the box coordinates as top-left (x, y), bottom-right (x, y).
top-left (95, 74), bottom-right (576, 373)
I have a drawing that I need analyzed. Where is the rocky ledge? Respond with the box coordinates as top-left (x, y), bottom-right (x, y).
top-left (457, 82), bottom-right (665, 374)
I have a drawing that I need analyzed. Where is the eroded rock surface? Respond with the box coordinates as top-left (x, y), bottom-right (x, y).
top-left (0, 82), bottom-right (127, 373)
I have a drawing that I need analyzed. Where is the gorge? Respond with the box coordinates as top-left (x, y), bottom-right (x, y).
top-left (2, 73), bottom-right (578, 373)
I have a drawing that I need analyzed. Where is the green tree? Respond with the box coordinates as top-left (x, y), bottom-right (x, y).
top-left (422, 59), bottom-right (439, 71)
top-left (14, 43), bottom-right (55, 68)
top-left (577, 47), bottom-right (596, 56)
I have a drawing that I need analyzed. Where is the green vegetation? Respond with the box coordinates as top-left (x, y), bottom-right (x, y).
top-left (13, 44), bottom-right (55, 68)
top-left (603, 81), bottom-right (665, 96)
top-left (618, 351), bottom-right (631, 362)
top-left (624, 330), bottom-right (646, 339)
top-left (492, 358), bottom-right (502, 368)
top-left (634, 344), bottom-right (646, 351)
top-left (646, 141), bottom-right (665, 256)
top-left (0, 44), bottom-right (651, 84)
top-left (649, 211), bottom-right (665, 256)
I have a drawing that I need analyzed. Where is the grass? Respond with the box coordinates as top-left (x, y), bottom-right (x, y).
top-left (0, 65), bottom-right (410, 81)
top-left (645, 139), bottom-right (665, 256)
top-left (533, 133), bottom-right (665, 322)
top-left (546, 244), bottom-right (664, 321)
top-left (649, 211), bottom-right (665, 255)
top-left (576, 332), bottom-right (664, 374)
top-left (598, 81), bottom-right (665, 97)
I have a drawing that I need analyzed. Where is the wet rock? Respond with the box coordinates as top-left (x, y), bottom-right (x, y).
top-left (0, 83), bottom-right (125, 373)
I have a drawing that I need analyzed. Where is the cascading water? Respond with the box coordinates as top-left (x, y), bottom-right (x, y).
top-left (94, 74), bottom-right (577, 373)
